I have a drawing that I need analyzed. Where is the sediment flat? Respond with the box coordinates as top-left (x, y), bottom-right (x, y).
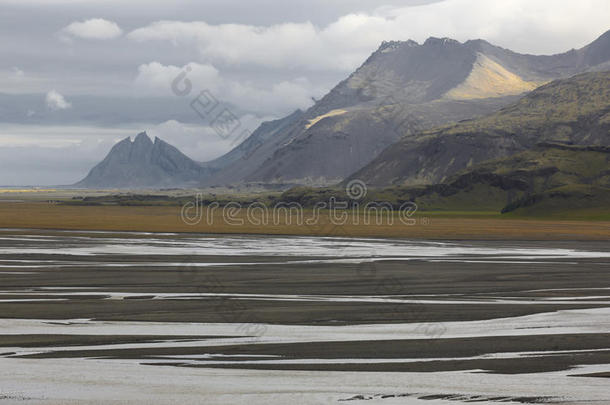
top-left (0, 230), bottom-right (609, 404)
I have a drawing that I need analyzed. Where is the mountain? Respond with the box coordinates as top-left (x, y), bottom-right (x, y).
top-left (75, 132), bottom-right (212, 188)
top-left (78, 30), bottom-right (610, 189)
top-left (349, 71), bottom-right (610, 187)
top-left (205, 30), bottom-right (610, 186)
top-left (280, 143), bottom-right (610, 218)
top-left (406, 142), bottom-right (610, 214)
top-left (202, 109), bottom-right (304, 185)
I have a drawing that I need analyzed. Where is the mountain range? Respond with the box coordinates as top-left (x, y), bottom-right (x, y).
top-left (77, 30), bottom-right (610, 189)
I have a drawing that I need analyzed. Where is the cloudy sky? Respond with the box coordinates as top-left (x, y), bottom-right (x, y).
top-left (1, 0), bottom-right (609, 185)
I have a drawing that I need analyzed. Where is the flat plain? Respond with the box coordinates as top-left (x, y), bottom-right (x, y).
top-left (0, 229), bottom-right (609, 404)
top-left (0, 201), bottom-right (609, 240)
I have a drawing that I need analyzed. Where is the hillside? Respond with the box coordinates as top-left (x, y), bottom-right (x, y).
top-left (281, 143), bottom-right (610, 218)
top-left (409, 143), bottom-right (610, 214)
top-left (349, 72), bottom-right (610, 187)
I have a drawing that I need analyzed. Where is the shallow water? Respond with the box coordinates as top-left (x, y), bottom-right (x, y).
top-left (0, 230), bottom-right (609, 404)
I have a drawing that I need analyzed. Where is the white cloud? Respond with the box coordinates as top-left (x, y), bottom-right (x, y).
top-left (224, 77), bottom-right (318, 113)
top-left (45, 90), bottom-right (72, 110)
top-left (147, 116), bottom-right (274, 162)
top-left (369, 0), bottom-right (610, 55)
top-left (133, 62), bottom-right (319, 114)
top-left (128, 0), bottom-right (610, 72)
top-left (147, 120), bottom-right (234, 162)
top-left (128, 20), bottom-right (361, 71)
top-left (61, 18), bottom-right (123, 40)
top-left (134, 62), bottom-right (221, 96)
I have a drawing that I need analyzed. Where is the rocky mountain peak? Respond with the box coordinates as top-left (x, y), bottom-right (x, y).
top-left (75, 131), bottom-right (210, 188)
top-left (378, 40), bottom-right (417, 52)
top-left (133, 131), bottom-right (153, 146)
top-left (423, 37), bottom-right (461, 47)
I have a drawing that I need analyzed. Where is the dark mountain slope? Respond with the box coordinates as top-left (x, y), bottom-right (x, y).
top-left (349, 71), bottom-right (610, 188)
top-left (410, 143), bottom-right (610, 213)
top-left (242, 96), bottom-right (516, 185)
top-left (202, 109), bottom-right (304, 185)
top-left (280, 143), bottom-right (610, 218)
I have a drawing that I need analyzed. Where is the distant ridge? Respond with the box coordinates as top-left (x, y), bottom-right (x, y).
top-left (75, 132), bottom-right (212, 188)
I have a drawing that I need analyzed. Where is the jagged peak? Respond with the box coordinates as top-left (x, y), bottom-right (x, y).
top-left (377, 39), bottom-right (418, 52)
top-left (423, 37), bottom-right (461, 46)
top-left (374, 36), bottom-right (471, 56)
top-left (133, 131), bottom-right (152, 145)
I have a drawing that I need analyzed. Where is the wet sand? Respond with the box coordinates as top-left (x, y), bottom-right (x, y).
top-left (0, 230), bottom-right (609, 403)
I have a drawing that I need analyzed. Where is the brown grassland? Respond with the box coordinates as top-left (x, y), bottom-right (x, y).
top-left (0, 202), bottom-right (608, 240)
